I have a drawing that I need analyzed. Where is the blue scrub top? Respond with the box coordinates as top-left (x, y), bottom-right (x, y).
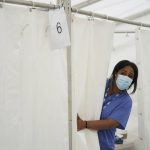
top-left (98, 80), bottom-right (132, 150)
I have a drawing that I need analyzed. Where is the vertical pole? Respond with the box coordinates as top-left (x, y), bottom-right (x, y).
top-left (64, 1), bottom-right (72, 150)
top-left (57, 0), bottom-right (72, 150)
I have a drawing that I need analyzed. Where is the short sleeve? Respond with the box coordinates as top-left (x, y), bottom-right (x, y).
top-left (108, 98), bottom-right (132, 129)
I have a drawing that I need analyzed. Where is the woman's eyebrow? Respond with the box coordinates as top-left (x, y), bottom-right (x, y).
top-left (121, 70), bottom-right (134, 75)
top-left (120, 70), bottom-right (127, 72)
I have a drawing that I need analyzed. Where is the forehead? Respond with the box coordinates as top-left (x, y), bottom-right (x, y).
top-left (118, 66), bottom-right (134, 74)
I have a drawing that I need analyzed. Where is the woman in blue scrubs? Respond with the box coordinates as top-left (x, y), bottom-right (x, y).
top-left (77, 60), bottom-right (138, 150)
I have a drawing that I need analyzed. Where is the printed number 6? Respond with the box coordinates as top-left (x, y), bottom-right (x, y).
top-left (56, 22), bottom-right (62, 34)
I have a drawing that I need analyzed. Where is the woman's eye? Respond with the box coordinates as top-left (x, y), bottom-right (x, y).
top-left (129, 75), bottom-right (134, 79)
top-left (119, 72), bottom-right (134, 79)
top-left (120, 72), bottom-right (126, 75)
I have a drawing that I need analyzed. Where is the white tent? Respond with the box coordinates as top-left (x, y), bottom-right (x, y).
top-left (0, 0), bottom-right (150, 150)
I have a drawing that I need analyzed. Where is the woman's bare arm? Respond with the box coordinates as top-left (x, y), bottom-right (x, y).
top-left (77, 115), bottom-right (119, 131)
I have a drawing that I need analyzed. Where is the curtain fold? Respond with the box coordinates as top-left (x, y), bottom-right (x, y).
top-left (136, 29), bottom-right (150, 150)
top-left (0, 5), bottom-right (68, 150)
top-left (71, 16), bottom-right (115, 150)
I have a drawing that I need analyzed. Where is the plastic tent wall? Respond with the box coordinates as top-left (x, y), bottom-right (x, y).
top-left (135, 29), bottom-right (150, 150)
top-left (0, 5), bottom-right (69, 150)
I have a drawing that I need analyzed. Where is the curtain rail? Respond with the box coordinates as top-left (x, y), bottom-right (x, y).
top-left (0, 0), bottom-right (60, 9)
top-left (0, 0), bottom-right (150, 28)
top-left (71, 8), bottom-right (150, 28)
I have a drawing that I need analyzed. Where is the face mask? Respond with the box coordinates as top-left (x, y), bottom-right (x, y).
top-left (116, 74), bottom-right (133, 90)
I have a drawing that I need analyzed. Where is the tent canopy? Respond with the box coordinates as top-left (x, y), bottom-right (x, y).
top-left (32, 0), bottom-right (150, 21)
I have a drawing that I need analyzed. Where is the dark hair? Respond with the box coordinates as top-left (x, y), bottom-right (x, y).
top-left (110, 60), bottom-right (138, 94)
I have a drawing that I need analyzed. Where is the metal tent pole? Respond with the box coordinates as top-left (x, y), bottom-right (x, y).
top-left (58, 1), bottom-right (72, 150)
top-left (0, 0), bottom-right (60, 9)
top-left (115, 31), bottom-right (135, 33)
top-left (71, 8), bottom-right (150, 28)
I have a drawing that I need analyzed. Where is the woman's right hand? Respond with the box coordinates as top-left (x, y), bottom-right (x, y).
top-left (77, 114), bottom-right (86, 131)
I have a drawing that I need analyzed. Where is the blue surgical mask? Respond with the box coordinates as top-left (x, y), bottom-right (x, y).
top-left (116, 74), bottom-right (133, 90)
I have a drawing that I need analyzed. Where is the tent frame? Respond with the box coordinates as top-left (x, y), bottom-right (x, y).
top-left (61, 1), bottom-right (72, 150)
top-left (0, 0), bottom-right (150, 28)
top-left (1, 1), bottom-right (150, 150)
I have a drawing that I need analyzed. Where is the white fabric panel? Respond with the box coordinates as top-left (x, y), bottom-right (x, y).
top-left (71, 16), bottom-right (115, 150)
top-left (0, 5), bottom-right (68, 150)
top-left (136, 29), bottom-right (150, 150)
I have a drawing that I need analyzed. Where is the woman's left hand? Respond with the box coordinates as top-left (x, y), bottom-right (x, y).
top-left (77, 114), bottom-right (86, 131)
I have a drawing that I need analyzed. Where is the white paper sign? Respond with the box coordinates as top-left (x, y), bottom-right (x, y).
top-left (49, 8), bottom-right (70, 50)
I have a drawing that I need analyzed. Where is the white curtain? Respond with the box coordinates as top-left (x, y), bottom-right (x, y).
top-left (136, 29), bottom-right (150, 150)
top-left (71, 16), bottom-right (115, 150)
top-left (0, 5), bottom-right (68, 150)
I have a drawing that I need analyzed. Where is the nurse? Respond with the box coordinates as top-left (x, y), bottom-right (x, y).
top-left (77, 60), bottom-right (138, 150)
